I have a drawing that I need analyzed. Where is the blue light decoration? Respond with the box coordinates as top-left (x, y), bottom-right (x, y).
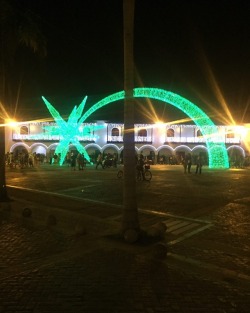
top-left (42, 88), bottom-right (229, 168)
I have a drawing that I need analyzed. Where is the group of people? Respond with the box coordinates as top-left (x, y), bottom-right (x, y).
top-left (96, 152), bottom-right (148, 180)
top-left (65, 151), bottom-right (86, 171)
top-left (6, 149), bottom-right (203, 176)
top-left (6, 151), bottom-right (43, 168)
top-left (95, 153), bottom-right (117, 169)
top-left (182, 153), bottom-right (203, 174)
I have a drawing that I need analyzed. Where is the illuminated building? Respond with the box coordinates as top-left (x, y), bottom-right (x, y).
top-left (4, 88), bottom-right (250, 168)
top-left (5, 120), bottom-right (249, 167)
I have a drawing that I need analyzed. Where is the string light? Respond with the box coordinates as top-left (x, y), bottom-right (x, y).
top-left (133, 88), bottom-right (229, 168)
top-left (41, 88), bottom-right (229, 168)
top-left (42, 96), bottom-right (91, 165)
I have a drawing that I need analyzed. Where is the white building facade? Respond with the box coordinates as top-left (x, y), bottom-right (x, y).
top-left (5, 121), bottom-right (250, 166)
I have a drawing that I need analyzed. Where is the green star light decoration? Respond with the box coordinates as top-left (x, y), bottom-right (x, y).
top-left (42, 96), bottom-right (92, 166)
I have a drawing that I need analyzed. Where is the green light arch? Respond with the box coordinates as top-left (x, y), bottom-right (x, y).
top-left (82, 87), bottom-right (229, 169)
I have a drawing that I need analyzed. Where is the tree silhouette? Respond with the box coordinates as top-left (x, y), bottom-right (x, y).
top-left (0, 0), bottom-right (46, 201)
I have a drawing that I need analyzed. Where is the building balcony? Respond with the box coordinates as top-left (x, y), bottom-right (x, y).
top-left (12, 134), bottom-right (96, 142)
top-left (164, 137), bottom-right (241, 144)
top-left (107, 136), bottom-right (152, 143)
top-left (12, 133), bottom-right (241, 145)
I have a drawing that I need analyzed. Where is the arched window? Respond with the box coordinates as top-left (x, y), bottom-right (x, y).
top-left (197, 129), bottom-right (203, 137)
top-left (111, 127), bottom-right (119, 136)
top-left (226, 132), bottom-right (235, 138)
top-left (20, 126), bottom-right (29, 135)
top-left (138, 128), bottom-right (147, 137)
top-left (167, 128), bottom-right (174, 137)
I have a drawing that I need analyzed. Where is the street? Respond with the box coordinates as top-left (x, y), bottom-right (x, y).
top-left (0, 163), bottom-right (249, 312)
top-left (5, 163), bottom-right (250, 216)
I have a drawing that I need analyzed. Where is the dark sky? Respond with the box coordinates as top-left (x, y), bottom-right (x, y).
top-left (11, 0), bottom-right (250, 124)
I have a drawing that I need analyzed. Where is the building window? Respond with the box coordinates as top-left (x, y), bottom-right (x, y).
top-left (167, 128), bottom-right (174, 137)
top-left (197, 129), bottom-right (203, 137)
top-left (111, 127), bottom-right (119, 136)
top-left (138, 128), bottom-right (147, 137)
top-left (20, 126), bottom-right (29, 135)
top-left (226, 132), bottom-right (235, 138)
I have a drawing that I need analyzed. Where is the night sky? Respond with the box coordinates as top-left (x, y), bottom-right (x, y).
top-left (9, 0), bottom-right (250, 124)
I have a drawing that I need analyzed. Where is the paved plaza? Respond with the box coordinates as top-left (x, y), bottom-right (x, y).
top-left (0, 163), bottom-right (249, 312)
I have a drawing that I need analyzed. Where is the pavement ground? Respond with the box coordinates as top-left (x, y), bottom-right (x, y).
top-left (0, 164), bottom-right (249, 312)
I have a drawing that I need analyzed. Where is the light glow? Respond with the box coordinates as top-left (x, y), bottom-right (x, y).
top-left (83, 88), bottom-right (229, 168)
top-left (133, 88), bottom-right (229, 168)
top-left (41, 88), bottom-right (229, 168)
top-left (42, 96), bottom-right (91, 165)
top-left (5, 119), bottom-right (18, 127)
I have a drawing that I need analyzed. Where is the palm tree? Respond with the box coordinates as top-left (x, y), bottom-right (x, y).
top-left (0, 0), bottom-right (46, 201)
top-left (122, 0), bottom-right (140, 240)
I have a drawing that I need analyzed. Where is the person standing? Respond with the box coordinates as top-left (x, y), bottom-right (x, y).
top-left (113, 153), bottom-right (117, 168)
top-left (137, 154), bottom-right (145, 180)
top-left (186, 153), bottom-right (192, 173)
top-left (70, 151), bottom-right (77, 171)
top-left (77, 153), bottom-right (85, 170)
top-left (195, 156), bottom-right (203, 174)
top-left (182, 156), bottom-right (187, 174)
top-left (96, 153), bottom-right (104, 169)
